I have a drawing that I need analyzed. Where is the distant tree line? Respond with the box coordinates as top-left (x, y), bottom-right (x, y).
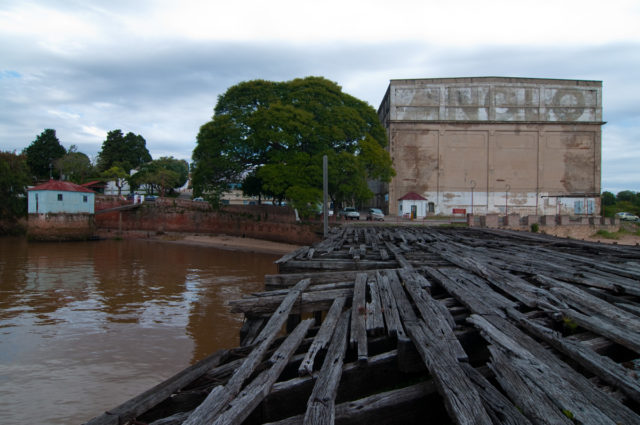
top-left (0, 128), bottom-right (189, 233)
top-left (601, 190), bottom-right (640, 217)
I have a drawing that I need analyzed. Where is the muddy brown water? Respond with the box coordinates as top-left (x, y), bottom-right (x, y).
top-left (0, 237), bottom-right (278, 425)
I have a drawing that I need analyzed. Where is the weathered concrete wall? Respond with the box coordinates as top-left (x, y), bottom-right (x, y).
top-left (378, 77), bottom-right (603, 216)
top-left (95, 198), bottom-right (321, 245)
top-left (27, 213), bottom-right (95, 241)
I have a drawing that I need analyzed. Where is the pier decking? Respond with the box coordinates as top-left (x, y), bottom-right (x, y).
top-left (86, 226), bottom-right (640, 425)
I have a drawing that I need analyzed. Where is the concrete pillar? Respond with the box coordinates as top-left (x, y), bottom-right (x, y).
top-left (466, 213), bottom-right (475, 227)
top-left (541, 215), bottom-right (556, 226)
top-left (485, 213), bottom-right (499, 228)
top-left (505, 214), bottom-right (521, 227)
top-left (558, 215), bottom-right (570, 225)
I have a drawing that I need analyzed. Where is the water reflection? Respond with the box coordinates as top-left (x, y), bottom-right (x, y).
top-left (0, 237), bottom-right (278, 425)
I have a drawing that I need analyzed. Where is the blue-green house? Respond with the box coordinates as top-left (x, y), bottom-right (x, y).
top-left (28, 180), bottom-right (95, 214)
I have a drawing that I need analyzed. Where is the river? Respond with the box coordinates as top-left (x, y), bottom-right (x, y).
top-left (0, 237), bottom-right (279, 425)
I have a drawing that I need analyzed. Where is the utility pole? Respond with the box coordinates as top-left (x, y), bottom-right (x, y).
top-left (323, 155), bottom-right (328, 238)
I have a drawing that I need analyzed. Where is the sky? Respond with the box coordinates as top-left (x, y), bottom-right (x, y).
top-left (1, 0), bottom-right (639, 193)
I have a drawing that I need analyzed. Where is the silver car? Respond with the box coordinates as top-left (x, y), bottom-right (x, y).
top-left (615, 212), bottom-right (639, 221)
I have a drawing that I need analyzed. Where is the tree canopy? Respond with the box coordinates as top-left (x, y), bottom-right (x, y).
top-left (55, 145), bottom-right (95, 184)
top-left (23, 129), bottom-right (66, 181)
top-left (97, 129), bottom-right (152, 172)
top-left (129, 157), bottom-right (189, 196)
top-left (0, 151), bottom-right (30, 224)
top-left (192, 77), bottom-right (394, 215)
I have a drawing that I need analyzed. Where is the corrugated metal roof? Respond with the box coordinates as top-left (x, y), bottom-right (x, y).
top-left (398, 191), bottom-right (427, 201)
top-left (28, 180), bottom-right (95, 193)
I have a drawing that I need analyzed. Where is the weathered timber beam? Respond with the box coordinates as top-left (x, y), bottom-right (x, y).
top-left (211, 319), bottom-right (314, 425)
top-left (183, 278), bottom-right (311, 425)
top-left (507, 308), bottom-right (640, 404)
top-left (349, 273), bottom-right (368, 364)
top-left (299, 296), bottom-right (346, 376)
top-left (229, 288), bottom-right (352, 316)
top-left (303, 310), bottom-right (350, 425)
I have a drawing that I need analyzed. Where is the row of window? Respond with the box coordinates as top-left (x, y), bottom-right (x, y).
top-left (55, 194), bottom-right (88, 202)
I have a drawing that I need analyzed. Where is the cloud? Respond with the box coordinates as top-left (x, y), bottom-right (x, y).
top-left (1, 1), bottom-right (639, 191)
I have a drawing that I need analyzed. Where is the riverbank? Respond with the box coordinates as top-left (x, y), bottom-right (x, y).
top-left (96, 229), bottom-right (302, 255)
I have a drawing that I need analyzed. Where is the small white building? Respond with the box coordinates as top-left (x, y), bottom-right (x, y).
top-left (27, 180), bottom-right (96, 241)
top-left (28, 180), bottom-right (95, 214)
top-left (398, 192), bottom-right (428, 219)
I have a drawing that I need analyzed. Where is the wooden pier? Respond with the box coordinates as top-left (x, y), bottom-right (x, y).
top-left (85, 226), bottom-right (640, 425)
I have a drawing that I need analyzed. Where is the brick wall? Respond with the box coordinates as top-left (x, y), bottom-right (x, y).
top-left (94, 197), bottom-right (321, 245)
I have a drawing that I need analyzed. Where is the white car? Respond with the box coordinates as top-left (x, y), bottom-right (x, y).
top-left (339, 207), bottom-right (360, 220)
top-left (615, 212), bottom-right (639, 221)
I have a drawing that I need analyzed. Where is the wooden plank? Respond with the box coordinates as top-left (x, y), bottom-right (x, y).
top-left (303, 310), bottom-right (350, 425)
top-left (507, 308), bottom-right (640, 403)
top-left (470, 313), bottom-right (640, 424)
top-left (383, 241), bottom-right (412, 269)
top-left (376, 271), bottom-right (406, 338)
top-left (384, 270), bottom-right (492, 425)
top-left (365, 280), bottom-right (385, 335)
top-left (229, 288), bottom-right (352, 316)
top-left (275, 246), bottom-right (310, 264)
top-left (460, 363), bottom-right (533, 425)
top-left (211, 319), bottom-right (314, 425)
top-left (183, 278), bottom-right (311, 425)
top-left (350, 273), bottom-right (368, 364)
top-left (298, 296), bottom-right (346, 376)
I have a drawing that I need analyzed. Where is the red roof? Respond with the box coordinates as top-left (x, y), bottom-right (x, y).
top-left (81, 180), bottom-right (106, 187)
top-left (28, 180), bottom-right (95, 193)
top-left (398, 191), bottom-right (427, 201)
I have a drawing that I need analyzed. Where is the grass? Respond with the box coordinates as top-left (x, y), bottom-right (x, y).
top-left (593, 229), bottom-right (621, 240)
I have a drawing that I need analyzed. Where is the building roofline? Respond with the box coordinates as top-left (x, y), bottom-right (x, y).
top-left (388, 76), bottom-right (603, 86)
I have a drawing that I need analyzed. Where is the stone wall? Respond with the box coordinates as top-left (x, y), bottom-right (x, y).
top-left (27, 213), bottom-right (95, 241)
top-left (94, 197), bottom-right (321, 245)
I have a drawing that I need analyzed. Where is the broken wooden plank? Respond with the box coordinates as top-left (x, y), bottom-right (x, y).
top-left (350, 273), bottom-right (368, 364)
top-left (365, 279), bottom-right (385, 335)
top-left (303, 310), bottom-right (350, 425)
top-left (183, 278), bottom-right (311, 425)
top-left (298, 296), bottom-right (346, 376)
top-left (211, 319), bottom-right (314, 425)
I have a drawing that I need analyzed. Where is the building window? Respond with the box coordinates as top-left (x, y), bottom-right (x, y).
top-left (83, 195), bottom-right (88, 203)
top-left (428, 202), bottom-right (435, 213)
top-left (57, 194), bottom-right (63, 201)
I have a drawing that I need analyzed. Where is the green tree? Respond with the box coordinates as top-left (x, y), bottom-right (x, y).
top-left (616, 190), bottom-right (635, 203)
top-left (101, 166), bottom-right (129, 196)
top-left (97, 129), bottom-right (152, 172)
top-left (0, 151), bottom-right (30, 224)
top-left (129, 157), bottom-right (187, 196)
top-left (192, 77), bottom-right (394, 214)
top-left (55, 145), bottom-right (94, 184)
top-left (23, 129), bottom-right (66, 180)
top-left (601, 191), bottom-right (616, 206)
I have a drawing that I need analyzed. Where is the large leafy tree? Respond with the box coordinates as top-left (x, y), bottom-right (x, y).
top-left (129, 157), bottom-right (188, 196)
top-left (192, 77), bottom-right (394, 214)
top-left (0, 151), bottom-right (31, 224)
top-left (97, 129), bottom-right (152, 172)
top-left (55, 145), bottom-right (95, 184)
top-left (23, 129), bottom-right (66, 180)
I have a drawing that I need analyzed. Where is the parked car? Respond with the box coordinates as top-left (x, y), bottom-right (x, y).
top-left (145, 195), bottom-right (157, 202)
top-left (615, 212), bottom-right (639, 221)
top-left (193, 197), bottom-right (205, 202)
top-left (366, 208), bottom-right (385, 221)
top-left (338, 207), bottom-right (360, 220)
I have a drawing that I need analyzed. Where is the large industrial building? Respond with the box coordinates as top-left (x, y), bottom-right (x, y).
top-left (377, 77), bottom-right (603, 217)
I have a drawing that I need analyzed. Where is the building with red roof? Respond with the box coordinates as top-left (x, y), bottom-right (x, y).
top-left (28, 180), bottom-right (95, 214)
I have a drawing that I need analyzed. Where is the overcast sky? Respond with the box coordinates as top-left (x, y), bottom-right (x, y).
top-left (1, 0), bottom-right (639, 193)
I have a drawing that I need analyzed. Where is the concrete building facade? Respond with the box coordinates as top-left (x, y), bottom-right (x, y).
top-left (377, 77), bottom-right (603, 217)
